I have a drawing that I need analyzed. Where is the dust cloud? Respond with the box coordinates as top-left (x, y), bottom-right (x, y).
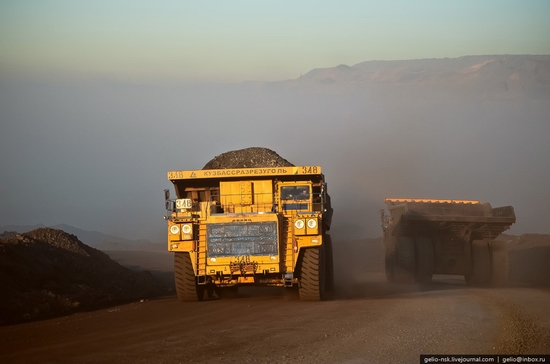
top-left (330, 233), bottom-right (550, 298)
top-left (1, 57), bottom-right (549, 242)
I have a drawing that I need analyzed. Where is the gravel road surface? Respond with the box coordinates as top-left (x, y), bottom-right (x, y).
top-left (2, 272), bottom-right (549, 364)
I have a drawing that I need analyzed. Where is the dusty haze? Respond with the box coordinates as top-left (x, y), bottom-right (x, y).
top-left (1, 55), bottom-right (549, 242)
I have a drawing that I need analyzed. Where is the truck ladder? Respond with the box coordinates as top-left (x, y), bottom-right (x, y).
top-left (283, 216), bottom-right (295, 286)
top-left (196, 223), bottom-right (208, 284)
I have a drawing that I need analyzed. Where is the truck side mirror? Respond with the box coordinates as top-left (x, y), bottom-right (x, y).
top-left (164, 189), bottom-right (170, 201)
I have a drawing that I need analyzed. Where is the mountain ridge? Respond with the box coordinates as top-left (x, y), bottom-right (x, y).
top-left (284, 55), bottom-right (550, 94)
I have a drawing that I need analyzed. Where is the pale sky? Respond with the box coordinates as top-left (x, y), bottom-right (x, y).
top-left (1, 1), bottom-right (549, 241)
top-left (1, 0), bottom-right (549, 82)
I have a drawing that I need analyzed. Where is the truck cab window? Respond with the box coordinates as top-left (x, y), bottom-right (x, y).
top-left (281, 186), bottom-right (310, 200)
top-left (281, 185), bottom-right (310, 211)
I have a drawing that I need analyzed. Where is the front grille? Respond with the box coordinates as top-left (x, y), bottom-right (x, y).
top-left (207, 221), bottom-right (278, 257)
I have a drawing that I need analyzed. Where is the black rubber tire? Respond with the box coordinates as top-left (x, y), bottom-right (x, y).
top-left (465, 240), bottom-right (492, 286)
top-left (174, 252), bottom-right (204, 302)
top-left (324, 235), bottom-right (334, 299)
top-left (415, 236), bottom-right (434, 284)
top-left (384, 236), bottom-right (396, 283)
top-left (298, 246), bottom-right (326, 301)
top-left (394, 235), bottom-right (415, 284)
top-left (490, 240), bottom-right (509, 286)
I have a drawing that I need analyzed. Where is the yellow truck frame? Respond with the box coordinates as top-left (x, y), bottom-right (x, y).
top-left (164, 166), bottom-right (333, 301)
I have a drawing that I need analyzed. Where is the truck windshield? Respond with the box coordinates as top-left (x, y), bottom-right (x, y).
top-left (281, 185), bottom-right (310, 211)
top-left (281, 186), bottom-right (310, 200)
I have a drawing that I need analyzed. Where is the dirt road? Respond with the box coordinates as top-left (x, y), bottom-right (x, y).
top-left (1, 271), bottom-right (549, 364)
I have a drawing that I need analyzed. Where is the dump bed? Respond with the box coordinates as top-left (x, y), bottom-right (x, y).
top-left (385, 198), bottom-right (516, 239)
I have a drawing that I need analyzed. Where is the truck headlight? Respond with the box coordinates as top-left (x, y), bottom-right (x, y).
top-left (294, 219), bottom-right (305, 229)
top-left (170, 225), bottom-right (180, 235)
top-left (182, 224), bottom-right (192, 234)
top-left (307, 218), bottom-right (317, 229)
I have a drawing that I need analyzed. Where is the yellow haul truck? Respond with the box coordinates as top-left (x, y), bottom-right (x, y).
top-left (381, 198), bottom-right (515, 286)
top-left (164, 166), bottom-right (333, 301)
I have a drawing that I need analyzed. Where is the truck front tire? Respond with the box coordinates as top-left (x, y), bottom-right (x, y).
top-left (174, 252), bottom-right (204, 301)
top-left (298, 246), bottom-right (326, 301)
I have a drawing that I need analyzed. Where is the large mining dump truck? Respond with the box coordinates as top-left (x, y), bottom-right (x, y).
top-left (381, 198), bottom-right (516, 285)
top-left (164, 166), bottom-right (333, 301)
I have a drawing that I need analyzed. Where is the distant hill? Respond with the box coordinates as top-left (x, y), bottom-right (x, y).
top-left (0, 224), bottom-right (164, 252)
top-left (285, 55), bottom-right (550, 96)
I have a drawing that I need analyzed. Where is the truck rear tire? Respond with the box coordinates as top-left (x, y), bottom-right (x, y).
top-left (394, 236), bottom-right (415, 284)
top-left (384, 236), bottom-right (396, 283)
top-left (298, 246), bottom-right (326, 301)
top-left (174, 252), bottom-right (204, 301)
top-left (324, 235), bottom-right (334, 299)
top-left (465, 240), bottom-right (492, 286)
top-left (415, 236), bottom-right (434, 284)
top-left (490, 240), bottom-right (509, 286)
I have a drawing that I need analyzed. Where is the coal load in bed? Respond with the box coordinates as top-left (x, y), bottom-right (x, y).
top-left (203, 147), bottom-right (294, 169)
top-left (0, 228), bottom-right (168, 325)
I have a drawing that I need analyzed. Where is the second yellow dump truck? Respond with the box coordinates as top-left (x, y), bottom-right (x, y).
top-left (381, 198), bottom-right (516, 285)
top-left (164, 166), bottom-right (333, 301)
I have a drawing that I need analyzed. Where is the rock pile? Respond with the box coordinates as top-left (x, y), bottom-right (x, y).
top-left (0, 228), bottom-right (168, 325)
top-left (203, 147), bottom-right (294, 169)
